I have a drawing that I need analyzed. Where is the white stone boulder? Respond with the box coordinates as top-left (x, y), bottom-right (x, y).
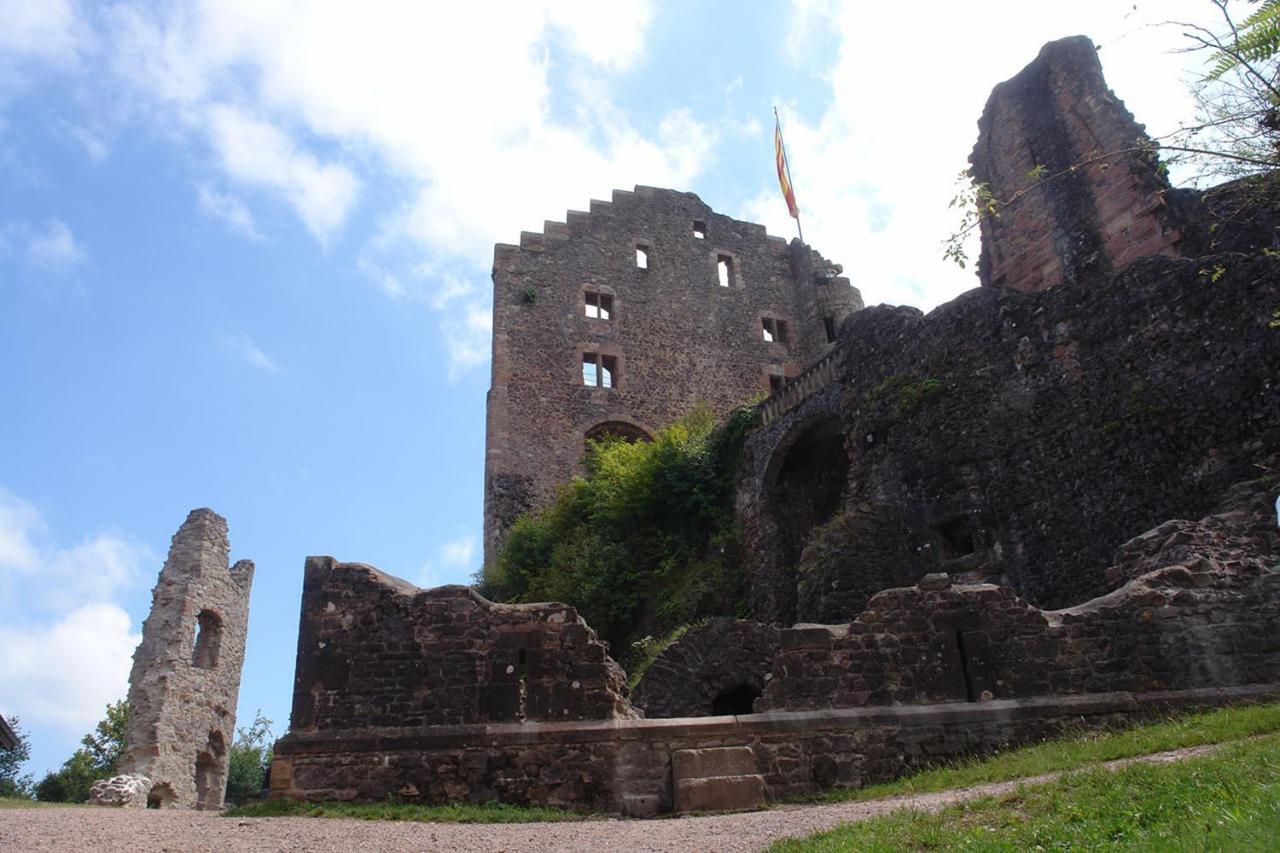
top-left (88, 774), bottom-right (153, 808)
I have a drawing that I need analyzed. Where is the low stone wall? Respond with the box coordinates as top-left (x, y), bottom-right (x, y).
top-left (271, 684), bottom-right (1279, 812)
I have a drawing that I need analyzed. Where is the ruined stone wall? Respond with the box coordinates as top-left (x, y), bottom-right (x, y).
top-left (271, 684), bottom-right (1278, 810)
top-left (288, 558), bottom-right (635, 733)
top-left (970, 35), bottom-right (1184, 292)
top-left (630, 619), bottom-right (780, 719)
top-left (740, 252), bottom-right (1280, 624)
top-left (484, 186), bottom-right (861, 563)
top-left (759, 483), bottom-right (1280, 712)
top-left (120, 509), bottom-right (254, 810)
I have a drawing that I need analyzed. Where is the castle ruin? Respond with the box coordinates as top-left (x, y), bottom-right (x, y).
top-left (120, 509), bottom-right (254, 809)
top-left (269, 36), bottom-right (1280, 814)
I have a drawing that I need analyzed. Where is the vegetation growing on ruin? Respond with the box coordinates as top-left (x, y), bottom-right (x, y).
top-left (479, 405), bottom-right (758, 657)
top-left (868, 374), bottom-right (944, 417)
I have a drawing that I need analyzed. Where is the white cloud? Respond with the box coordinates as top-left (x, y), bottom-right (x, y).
top-left (221, 332), bottom-right (279, 372)
top-left (440, 535), bottom-right (476, 567)
top-left (24, 219), bottom-right (84, 271)
top-left (205, 104), bottom-right (358, 244)
top-left (0, 603), bottom-right (139, 736)
top-left (415, 533), bottom-right (480, 588)
top-left (197, 184), bottom-right (262, 240)
top-left (746, 0), bottom-right (1218, 312)
top-left (0, 0), bottom-right (83, 67)
top-left (0, 490), bottom-right (149, 739)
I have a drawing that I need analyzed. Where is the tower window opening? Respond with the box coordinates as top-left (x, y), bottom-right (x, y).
top-left (636, 245), bottom-right (649, 268)
top-left (585, 291), bottom-right (613, 320)
top-left (692, 220), bottom-right (706, 239)
top-left (582, 352), bottom-right (617, 388)
top-left (717, 255), bottom-right (735, 288)
top-left (192, 610), bottom-right (222, 670)
top-left (824, 316), bottom-right (837, 343)
top-left (768, 372), bottom-right (784, 393)
top-left (762, 317), bottom-right (788, 344)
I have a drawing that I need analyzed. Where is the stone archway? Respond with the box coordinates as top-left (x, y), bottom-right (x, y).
top-left (630, 619), bottom-right (780, 718)
top-left (761, 416), bottom-right (850, 623)
top-left (584, 420), bottom-right (653, 446)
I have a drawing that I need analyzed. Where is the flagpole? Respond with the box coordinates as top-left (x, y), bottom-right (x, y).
top-left (774, 106), bottom-right (804, 243)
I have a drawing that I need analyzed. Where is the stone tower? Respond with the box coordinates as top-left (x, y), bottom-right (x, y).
top-left (484, 186), bottom-right (862, 563)
top-left (120, 509), bottom-right (254, 809)
top-left (969, 35), bottom-right (1184, 292)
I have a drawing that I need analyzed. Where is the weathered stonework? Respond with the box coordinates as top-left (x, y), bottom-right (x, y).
top-left (631, 619), bottom-right (780, 718)
top-left (120, 509), bottom-right (254, 810)
top-left (739, 252), bottom-right (1280, 625)
top-left (289, 558), bottom-right (636, 736)
top-left (970, 36), bottom-right (1184, 292)
top-left (87, 774), bottom-right (153, 808)
top-left (484, 186), bottom-right (861, 563)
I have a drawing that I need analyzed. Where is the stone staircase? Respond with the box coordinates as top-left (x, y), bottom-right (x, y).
top-left (672, 746), bottom-right (766, 813)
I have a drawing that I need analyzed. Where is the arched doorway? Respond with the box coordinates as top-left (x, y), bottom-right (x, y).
top-left (764, 416), bottom-right (850, 622)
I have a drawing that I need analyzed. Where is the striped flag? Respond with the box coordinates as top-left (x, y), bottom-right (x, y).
top-left (774, 113), bottom-right (799, 220)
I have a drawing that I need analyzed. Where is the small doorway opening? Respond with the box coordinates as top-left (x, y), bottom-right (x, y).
top-left (711, 683), bottom-right (761, 716)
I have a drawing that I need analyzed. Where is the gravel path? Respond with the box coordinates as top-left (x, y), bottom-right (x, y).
top-left (0, 743), bottom-right (1225, 852)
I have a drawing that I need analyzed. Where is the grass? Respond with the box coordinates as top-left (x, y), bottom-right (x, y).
top-left (770, 733), bottom-right (1280, 851)
top-left (223, 797), bottom-right (584, 823)
top-left (795, 701), bottom-right (1280, 805)
top-left (0, 796), bottom-right (76, 809)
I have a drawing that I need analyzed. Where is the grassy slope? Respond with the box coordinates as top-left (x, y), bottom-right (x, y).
top-left (795, 701), bottom-right (1280, 804)
top-left (771, 733), bottom-right (1280, 851)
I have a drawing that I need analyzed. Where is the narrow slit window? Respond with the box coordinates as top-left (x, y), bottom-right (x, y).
top-left (824, 315), bottom-right (837, 343)
top-left (717, 255), bottom-right (734, 288)
top-left (692, 220), bottom-right (706, 239)
top-left (636, 245), bottom-right (649, 269)
top-left (762, 318), bottom-right (776, 342)
top-left (585, 292), bottom-right (613, 320)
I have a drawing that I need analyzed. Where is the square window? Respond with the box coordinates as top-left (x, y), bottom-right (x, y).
top-left (585, 292), bottom-right (613, 320)
top-left (582, 352), bottom-right (617, 388)
top-left (692, 221), bottom-right (706, 239)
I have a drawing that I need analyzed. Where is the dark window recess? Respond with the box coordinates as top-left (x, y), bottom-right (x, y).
top-left (582, 352), bottom-right (617, 388)
top-left (710, 683), bottom-right (761, 716)
top-left (636, 245), bottom-right (649, 269)
top-left (192, 610), bottom-right (222, 669)
top-left (717, 254), bottom-right (735, 287)
top-left (935, 517), bottom-right (976, 559)
top-left (768, 373), bottom-right (784, 393)
top-left (584, 291), bottom-right (613, 320)
top-left (823, 316), bottom-right (837, 343)
top-left (692, 220), bottom-right (706, 239)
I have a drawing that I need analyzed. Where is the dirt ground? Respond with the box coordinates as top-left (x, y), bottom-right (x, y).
top-left (0, 744), bottom-right (1221, 852)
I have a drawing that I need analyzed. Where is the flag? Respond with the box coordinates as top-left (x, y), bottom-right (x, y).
top-left (775, 115), bottom-right (799, 220)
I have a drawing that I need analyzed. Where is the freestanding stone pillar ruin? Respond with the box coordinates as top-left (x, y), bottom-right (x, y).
top-left (119, 509), bottom-right (254, 809)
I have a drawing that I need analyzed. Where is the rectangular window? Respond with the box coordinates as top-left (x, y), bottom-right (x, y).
top-left (692, 220), bottom-right (706, 239)
top-left (636, 245), bottom-right (649, 269)
top-left (717, 255), bottom-right (734, 288)
top-left (824, 316), bottom-right (837, 343)
top-left (762, 318), bottom-right (775, 342)
top-left (582, 352), bottom-right (617, 388)
top-left (585, 292), bottom-right (613, 320)
top-left (768, 373), bottom-right (784, 393)
top-left (763, 318), bottom-right (789, 344)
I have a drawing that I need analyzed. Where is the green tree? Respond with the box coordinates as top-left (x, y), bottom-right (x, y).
top-left (34, 700), bottom-right (128, 803)
top-left (0, 715), bottom-right (34, 799)
top-left (224, 711), bottom-right (273, 807)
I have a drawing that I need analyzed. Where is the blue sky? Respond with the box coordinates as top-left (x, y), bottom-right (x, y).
top-left (0, 0), bottom-right (1221, 779)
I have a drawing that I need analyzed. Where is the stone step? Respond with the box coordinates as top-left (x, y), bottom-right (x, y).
top-left (671, 746), bottom-right (757, 780)
top-left (674, 774), bottom-right (766, 813)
